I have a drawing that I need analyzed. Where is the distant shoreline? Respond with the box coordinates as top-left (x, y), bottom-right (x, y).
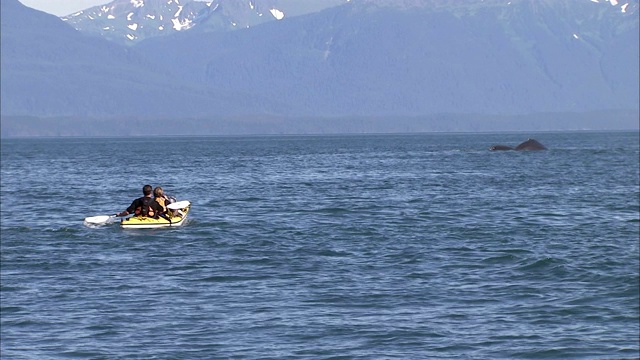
top-left (1, 110), bottom-right (638, 138)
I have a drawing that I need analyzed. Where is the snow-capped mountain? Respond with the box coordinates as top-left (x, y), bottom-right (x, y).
top-left (62, 0), bottom-right (348, 45)
top-left (2, 0), bottom-right (638, 136)
top-left (60, 0), bottom-right (638, 46)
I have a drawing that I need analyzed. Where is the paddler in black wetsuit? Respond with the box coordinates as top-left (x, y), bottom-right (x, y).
top-left (117, 184), bottom-right (164, 218)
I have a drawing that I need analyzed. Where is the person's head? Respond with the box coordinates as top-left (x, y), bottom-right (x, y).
top-left (154, 186), bottom-right (164, 198)
top-left (142, 184), bottom-right (153, 196)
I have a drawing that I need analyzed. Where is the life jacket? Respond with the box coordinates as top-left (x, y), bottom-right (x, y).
top-left (135, 197), bottom-right (156, 218)
top-left (155, 197), bottom-right (167, 212)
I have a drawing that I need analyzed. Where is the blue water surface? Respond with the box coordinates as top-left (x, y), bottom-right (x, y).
top-left (1, 131), bottom-right (639, 359)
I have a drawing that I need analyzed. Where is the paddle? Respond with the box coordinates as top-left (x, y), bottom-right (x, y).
top-left (167, 200), bottom-right (190, 210)
top-left (84, 214), bottom-right (119, 226)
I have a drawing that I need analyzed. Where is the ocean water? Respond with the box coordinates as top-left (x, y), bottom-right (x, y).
top-left (1, 131), bottom-right (638, 359)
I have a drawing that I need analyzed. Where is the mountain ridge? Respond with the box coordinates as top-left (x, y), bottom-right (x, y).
top-left (61, 0), bottom-right (349, 45)
top-left (1, 0), bottom-right (638, 136)
top-left (2, 0), bottom-right (280, 118)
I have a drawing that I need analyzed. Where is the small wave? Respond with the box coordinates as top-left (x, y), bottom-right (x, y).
top-left (316, 249), bottom-right (352, 257)
top-left (194, 275), bottom-right (272, 283)
top-left (309, 207), bottom-right (352, 215)
top-left (517, 257), bottom-right (566, 274)
top-left (83, 222), bottom-right (112, 229)
top-left (186, 219), bottom-right (231, 228)
top-left (48, 226), bottom-right (81, 233)
top-left (499, 248), bottom-right (535, 255)
top-left (0, 226), bottom-right (34, 233)
top-left (0, 306), bottom-right (24, 314)
top-left (2, 225), bottom-right (85, 235)
top-left (481, 254), bottom-right (518, 264)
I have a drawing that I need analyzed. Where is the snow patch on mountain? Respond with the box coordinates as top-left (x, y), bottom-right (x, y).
top-left (270, 8), bottom-right (285, 20)
top-left (172, 17), bottom-right (193, 31)
top-left (590, 0), bottom-right (634, 12)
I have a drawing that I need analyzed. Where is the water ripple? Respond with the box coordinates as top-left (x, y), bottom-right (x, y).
top-left (1, 133), bottom-right (638, 359)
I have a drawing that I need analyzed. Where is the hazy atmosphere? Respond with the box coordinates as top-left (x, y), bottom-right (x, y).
top-left (1, 0), bottom-right (638, 136)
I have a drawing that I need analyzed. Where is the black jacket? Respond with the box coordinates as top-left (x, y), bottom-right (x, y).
top-left (126, 196), bottom-right (164, 217)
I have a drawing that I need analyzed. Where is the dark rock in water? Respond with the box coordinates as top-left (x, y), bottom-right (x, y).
top-left (489, 138), bottom-right (547, 151)
top-left (489, 145), bottom-right (514, 151)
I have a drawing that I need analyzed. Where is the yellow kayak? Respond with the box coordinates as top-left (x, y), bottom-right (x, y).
top-left (121, 201), bottom-right (191, 229)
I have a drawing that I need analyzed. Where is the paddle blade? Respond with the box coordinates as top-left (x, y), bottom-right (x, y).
top-left (84, 215), bottom-right (115, 226)
top-left (167, 200), bottom-right (190, 210)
